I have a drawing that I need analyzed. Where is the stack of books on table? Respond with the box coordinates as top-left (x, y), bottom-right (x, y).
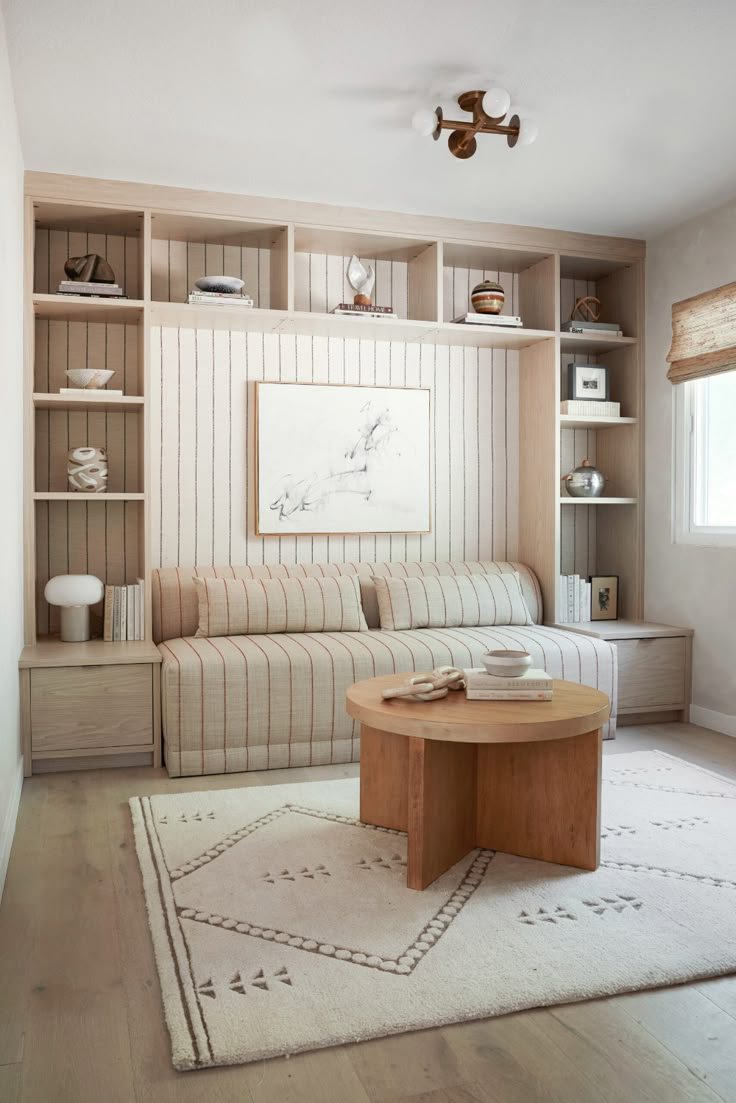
top-left (187, 290), bottom-right (254, 307)
top-left (103, 580), bottom-right (146, 641)
top-left (465, 668), bottom-right (553, 701)
top-left (452, 313), bottom-right (523, 328)
top-left (557, 574), bottom-right (592, 623)
top-left (330, 303), bottom-right (396, 318)
top-left (57, 281), bottom-right (125, 297)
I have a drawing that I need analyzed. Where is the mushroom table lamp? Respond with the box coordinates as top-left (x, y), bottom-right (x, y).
top-left (44, 574), bottom-right (104, 642)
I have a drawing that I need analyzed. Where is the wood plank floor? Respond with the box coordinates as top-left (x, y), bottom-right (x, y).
top-left (1, 721), bottom-right (735, 1103)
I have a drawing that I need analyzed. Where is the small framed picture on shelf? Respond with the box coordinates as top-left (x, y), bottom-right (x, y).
top-left (590, 575), bottom-right (619, 621)
top-left (567, 362), bottom-right (610, 401)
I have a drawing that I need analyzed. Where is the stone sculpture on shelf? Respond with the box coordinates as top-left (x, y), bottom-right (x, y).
top-left (381, 666), bottom-right (466, 702)
top-left (347, 255), bottom-right (376, 306)
top-left (67, 446), bottom-right (108, 493)
top-left (64, 254), bottom-right (116, 283)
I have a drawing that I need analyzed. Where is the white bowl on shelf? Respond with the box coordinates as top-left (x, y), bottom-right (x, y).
top-left (481, 650), bottom-right (532, 677)
top-left (195, 276), bottom-right (245, 294)
top-left (65, 369), bottom-right (115, 390)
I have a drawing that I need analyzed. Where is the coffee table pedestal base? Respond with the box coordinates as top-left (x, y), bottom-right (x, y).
top-left (360, 724), bottom-right (602, 890)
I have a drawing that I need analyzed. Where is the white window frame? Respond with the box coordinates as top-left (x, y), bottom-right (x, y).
top-left (673, 378), bottom-right (736, 547)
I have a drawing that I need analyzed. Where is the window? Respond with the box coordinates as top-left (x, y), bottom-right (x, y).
top-left (675, 370), bottom-right (736, 545)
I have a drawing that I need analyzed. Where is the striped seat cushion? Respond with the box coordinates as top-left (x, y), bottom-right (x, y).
top-left (372, 572), bottom-right (532, 630)
top-left (159, 623), bottom-right (617, 777)
top-left (193, 575), bottom-right (368, 637)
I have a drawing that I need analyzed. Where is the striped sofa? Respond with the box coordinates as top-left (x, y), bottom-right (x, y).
top-left (152, 560), bottom-right (617, 777)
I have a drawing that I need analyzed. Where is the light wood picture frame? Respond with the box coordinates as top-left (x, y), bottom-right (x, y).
top-left (590, 574), bottom-right (619, 621)
top-left (255, 381), bottom-right (431, 535)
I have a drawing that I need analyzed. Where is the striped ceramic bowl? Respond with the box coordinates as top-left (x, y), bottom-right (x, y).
top-left (471, 280), bottom-right (505, 314)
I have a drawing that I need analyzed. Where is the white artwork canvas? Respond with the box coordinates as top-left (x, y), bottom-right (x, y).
top-left (256, 382), bottom-right (431, 535)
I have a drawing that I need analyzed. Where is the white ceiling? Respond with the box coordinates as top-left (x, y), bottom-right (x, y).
top-left (4, 0), bottom-right (736, 239)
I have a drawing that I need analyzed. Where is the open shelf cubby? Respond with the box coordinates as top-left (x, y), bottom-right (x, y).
top-left (150, 211), bottom-right (291, 309)
top-left (442, 242), bottom-right (556, 332)
top-left (292, 225), bottom-right (439, 322)
top-left (559, 254), bottom-right (640, 340)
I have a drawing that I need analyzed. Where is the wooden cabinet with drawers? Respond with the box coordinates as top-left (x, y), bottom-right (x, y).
top-left (550, 620), bottom-right (693, 725)
top-left (19, 640), bottom-right (162, 775)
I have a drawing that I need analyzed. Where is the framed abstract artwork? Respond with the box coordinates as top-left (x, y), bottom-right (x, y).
top-left (255, 382), bottom-right (431, 535)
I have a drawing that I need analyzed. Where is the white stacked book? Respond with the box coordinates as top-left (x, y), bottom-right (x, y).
top-left (557, 574), bottom-right (592, 623)
top-left (103, 580), bottom-right (146, 641)
top-left (452, 313), bottom-right (523, 327)
top-left (188, 290), bottom-right (254, 306)
top-left (561, 400), bottom-right (621, 417)
top-left (464, 667), bottom-right (553, 701)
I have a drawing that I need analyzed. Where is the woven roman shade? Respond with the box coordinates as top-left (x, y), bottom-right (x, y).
top-left (667, 280), bottom-right (736, 384)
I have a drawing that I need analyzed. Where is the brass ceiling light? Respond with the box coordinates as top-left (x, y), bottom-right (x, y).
top-left (412, 88), bottom-right (538, 158)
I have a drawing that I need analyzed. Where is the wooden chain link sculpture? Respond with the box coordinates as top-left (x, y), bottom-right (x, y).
top-left (381, 666), bottom-right (466, 702)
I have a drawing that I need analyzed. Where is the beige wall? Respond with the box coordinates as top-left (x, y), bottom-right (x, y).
top-left (645, 198), bottom-right (736, 732)
top-left (0, 3), bottom-right (25, 895)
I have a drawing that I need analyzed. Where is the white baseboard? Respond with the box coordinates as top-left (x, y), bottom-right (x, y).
top-left (689, 704), bottom-right (736, 738)
top-left (0, 758), bottom-right (24, 903)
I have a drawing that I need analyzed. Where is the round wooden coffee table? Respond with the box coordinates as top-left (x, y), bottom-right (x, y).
top-left (346, 675), bottom-right (610, 890)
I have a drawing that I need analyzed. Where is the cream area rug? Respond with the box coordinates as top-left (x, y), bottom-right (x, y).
top-left (130, 750), bottom-right (736, 1070)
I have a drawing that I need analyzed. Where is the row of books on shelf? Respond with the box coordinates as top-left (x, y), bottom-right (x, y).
top-left (103, 581), bottom-right (146, 641)
top-left (465, 668), bottom-right (553, 701)
top-left (558, 575), bottom-right (592, 623)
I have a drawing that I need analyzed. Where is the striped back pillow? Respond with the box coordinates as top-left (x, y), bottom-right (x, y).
top-left (372, 572), bottom-right (533, 630)
top-left (193, 575), bottom-right (368, 638)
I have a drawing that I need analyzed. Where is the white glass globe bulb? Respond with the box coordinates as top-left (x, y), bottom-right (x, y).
top-left (517, 117), bottom-right (539, 147)
top-left (411, 108), bottom-right (439, 137)
top-left (482, 87), bottom-right (511, 119)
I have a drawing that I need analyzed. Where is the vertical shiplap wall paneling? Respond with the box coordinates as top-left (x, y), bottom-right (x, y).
top-left (35, 501), bottom-right (141, 635)
top-left (150, 239), bottom-right (271, 305)
top-left (560, 428), bottom-right (598, 577)
top-left (442, 267), bottom-right (520, 322)
top-left (151, 326), bottom-right (519, 570)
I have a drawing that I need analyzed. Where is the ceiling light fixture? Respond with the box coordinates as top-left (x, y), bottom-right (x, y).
top-left (412, 88), bottom-right (538, 159)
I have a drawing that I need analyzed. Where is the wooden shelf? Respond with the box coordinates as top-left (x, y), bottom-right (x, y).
top-left (433, 324), bottom-right (554, 349)
top-left (20, 638), bottom-right (161, 669)
top-left (559, 496), bottom-right (637, 505)
top-left (33, 293), bottom-right (145, 324)
top-left (560, 415), bottom-right (637, 430)
top-left (33, 392), bottom-right (144, 412)
top-left (33, 492), bottom-right (145, 501)
top-left (150, 300), bottom-right (554, 348)
top-left (560, 332), bottom-right (637, 354)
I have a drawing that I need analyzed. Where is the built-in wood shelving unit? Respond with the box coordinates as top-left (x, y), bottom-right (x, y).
top-left (22, 171), bottom-right (645, 654)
